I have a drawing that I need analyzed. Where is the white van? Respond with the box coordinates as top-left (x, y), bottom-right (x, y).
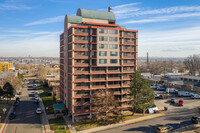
top-left (178, 91), bottom-right (191, 97)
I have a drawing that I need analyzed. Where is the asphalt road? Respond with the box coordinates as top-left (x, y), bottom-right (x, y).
top-left (99, 98), bottom-right (200, 133)
top-left (4, 79), bottom-right (43, 133)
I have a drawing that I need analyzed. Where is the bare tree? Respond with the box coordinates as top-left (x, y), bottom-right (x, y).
top-left (92, 89), bottom-right (121, 124)
top-left (184, 55), bottom-right (200, 76)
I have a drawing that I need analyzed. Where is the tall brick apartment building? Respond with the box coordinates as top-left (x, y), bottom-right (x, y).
top-left (60, 7), bottom-right (138, 122)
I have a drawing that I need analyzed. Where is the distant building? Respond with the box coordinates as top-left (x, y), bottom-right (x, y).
top-left (0, 62), bottom-right (12, 72)
top-left (60, 8), bottom-right (138, 122)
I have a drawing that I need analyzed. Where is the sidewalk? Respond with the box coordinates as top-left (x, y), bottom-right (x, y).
top-left (39, 98), bottom-right (51, 133)
top-left (77, 113), bottom-right (165, 133)
top-left (0, 105), bottom-right (13, 133)
top-left (63, 115), bottom-right (77, 133)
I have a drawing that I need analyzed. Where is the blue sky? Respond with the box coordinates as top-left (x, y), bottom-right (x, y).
top-left (0, 0), bottom-right (200, 57)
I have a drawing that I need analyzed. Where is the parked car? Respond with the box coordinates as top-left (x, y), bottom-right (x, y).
top-left (34, 91), bottom-right (39, 96)
top-left (166, 88), bottom-right (178, 94)
top-left (13, 101), bottom-right (19, 106)
top-left (36, 108), bottom-right (42, 114)
top-left (191, 94), bottom-right (200, 99)
top-left (191, 116), bottom-right (200, 124)
top-left (151, 84), bottom-right (157, 89)
top-left (155, 93), bottom-right (160, 99)
top-left (157, 86), bottom-right (166, 91)
top-left (178, 99), bottom-right (184, 106)
top-left (35, 96), bottom-right (39, 100)
top-left (156, 125), bottom-right (174, 133)
top-left (33, 84), bottom-right (37, 89)
top-left (16, 97), bottom-right (20, 102)
top-left (170, 98), bottom-right (175, 104)
top-left (159, 94), bottom-right (165, 99)
top-left (35, 98), bottom-right (39, 103)
top-left (9, 112), bottom-right (16, 120)
top-left (178, 91), bottom-right (192, 97)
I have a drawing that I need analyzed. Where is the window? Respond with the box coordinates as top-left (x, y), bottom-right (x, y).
top-left (99, 44), bottom-right (108, 49)
top-left (83, 60), bottom-right (89, 63)
top-left (109, 37), bottom-right (117, 42)
top-left (99, 29), bottom-right (108, 34)
top-left (99, 51), bottom-right (107, 56)
top-left (110, 52), bottom-right (117, 56)
top-left (130, 39), bottom-right (134, 42)
top-left (99, 59), bottom-right (107, 64)
top-left (76, 28), bottom-right (81, 32)
top-left (99, 36), bottom-right (108, 41)
top-left (109, 44), bottom-right (118, 49)
top-left (77, 98), bottom-right (81, 102)
top-left (109, 37), bottom-right (113, 42)
top-left (84, 44), bottom-right (89, 48)
top-left (76, 44), bottom-right (81, 47)
top-left (99, 29), bottom-right (104, 33)
top-left (84, 36), bottom-right (88, 40)
top-left (77, 51), bottom-right (81, 55)
top-left (110, 59), bottom-right (118, 63)
top-left (84, 29), bottom-right (88, 32)
top-left (76, 60), bottom-right (81, 63)
top-left (104, 29), bottom-right (108, 34)
top-left (76, 68), bottom-right (81, 71)
top-left (109, 30), bottom-right (117, 34)
top-left (124, 53), bottom-right (128, 56)
top-left (83, 52), bottom-right (89, 56)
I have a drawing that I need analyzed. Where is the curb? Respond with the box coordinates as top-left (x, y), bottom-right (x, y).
top-left (38, 92), bottom-right (51, 133)
top-left (77, 113), bottom-right (165, 133)
top-left (0, 105), bottom-right (13, 133)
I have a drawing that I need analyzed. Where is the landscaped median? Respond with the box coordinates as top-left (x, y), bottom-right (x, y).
top-left (38, 83), bottom-right (54, 114)
top-left (76, 112), bottom-right (165, 133)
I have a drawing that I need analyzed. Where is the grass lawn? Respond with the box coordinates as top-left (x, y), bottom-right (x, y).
top-left (0, 100), bottom-right (12, 129)
top-left (49, 117), bottom-right (70, 133)
top-left (75, 111), bottom-right (152, 131)
top-left (38, 84), bottom-right (54, 114)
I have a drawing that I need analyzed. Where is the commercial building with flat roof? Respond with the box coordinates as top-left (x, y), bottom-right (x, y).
top-left (60, 7), bottom-right (138, 122)
top-left (0, 62), bottom-right (12, 72)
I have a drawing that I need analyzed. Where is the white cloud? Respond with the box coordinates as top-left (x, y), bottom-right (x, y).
top-left (138, 26), bottom-right (200, 57)
top-left (0, 4), bottom-right (31, 10)
top-left (25, 16), bottom-right (65, 26)
top-left (0, 31), bottom-right (61, 57)
top-left (113, 5), bottom-right (200, 19)
top-left (124, 12), bottom-right (200, 24)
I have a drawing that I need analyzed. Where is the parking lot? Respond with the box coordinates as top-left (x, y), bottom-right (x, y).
top-left (154, 90), bottom-right (200, 112)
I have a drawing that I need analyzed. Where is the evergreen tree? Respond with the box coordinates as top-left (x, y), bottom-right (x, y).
top-left (3, 82), bottom-right (15, 101)
top-left (129, 71), bottom-right (155, 115)
top-left (0, 86), bottom-right (4, 100)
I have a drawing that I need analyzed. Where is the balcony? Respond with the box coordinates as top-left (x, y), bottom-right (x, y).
top-left (92, 77), bottom-right (106, 81)
top-left (108, 84), bottom-right (121, 87)
top-left (74, 53), bottom-right (89, 58)
top-left (123, 33), bottom-right (136, 38)
top-left (74, 36), bottom-right (89, 43)
top-left (74, 30), bottom-right (89, 35)
top-left (74, 101), bottom-right (90, 105)
top-left (92, 84), bottom-right (106, 88)
top-left (74, 93), bottom-right (90, 98)
top-left (108, 77), bottom-right (121, 80)
top-left (74, 70), bottom-right (89, 74)
top-left (74, 78), bottom-right (90, 81)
